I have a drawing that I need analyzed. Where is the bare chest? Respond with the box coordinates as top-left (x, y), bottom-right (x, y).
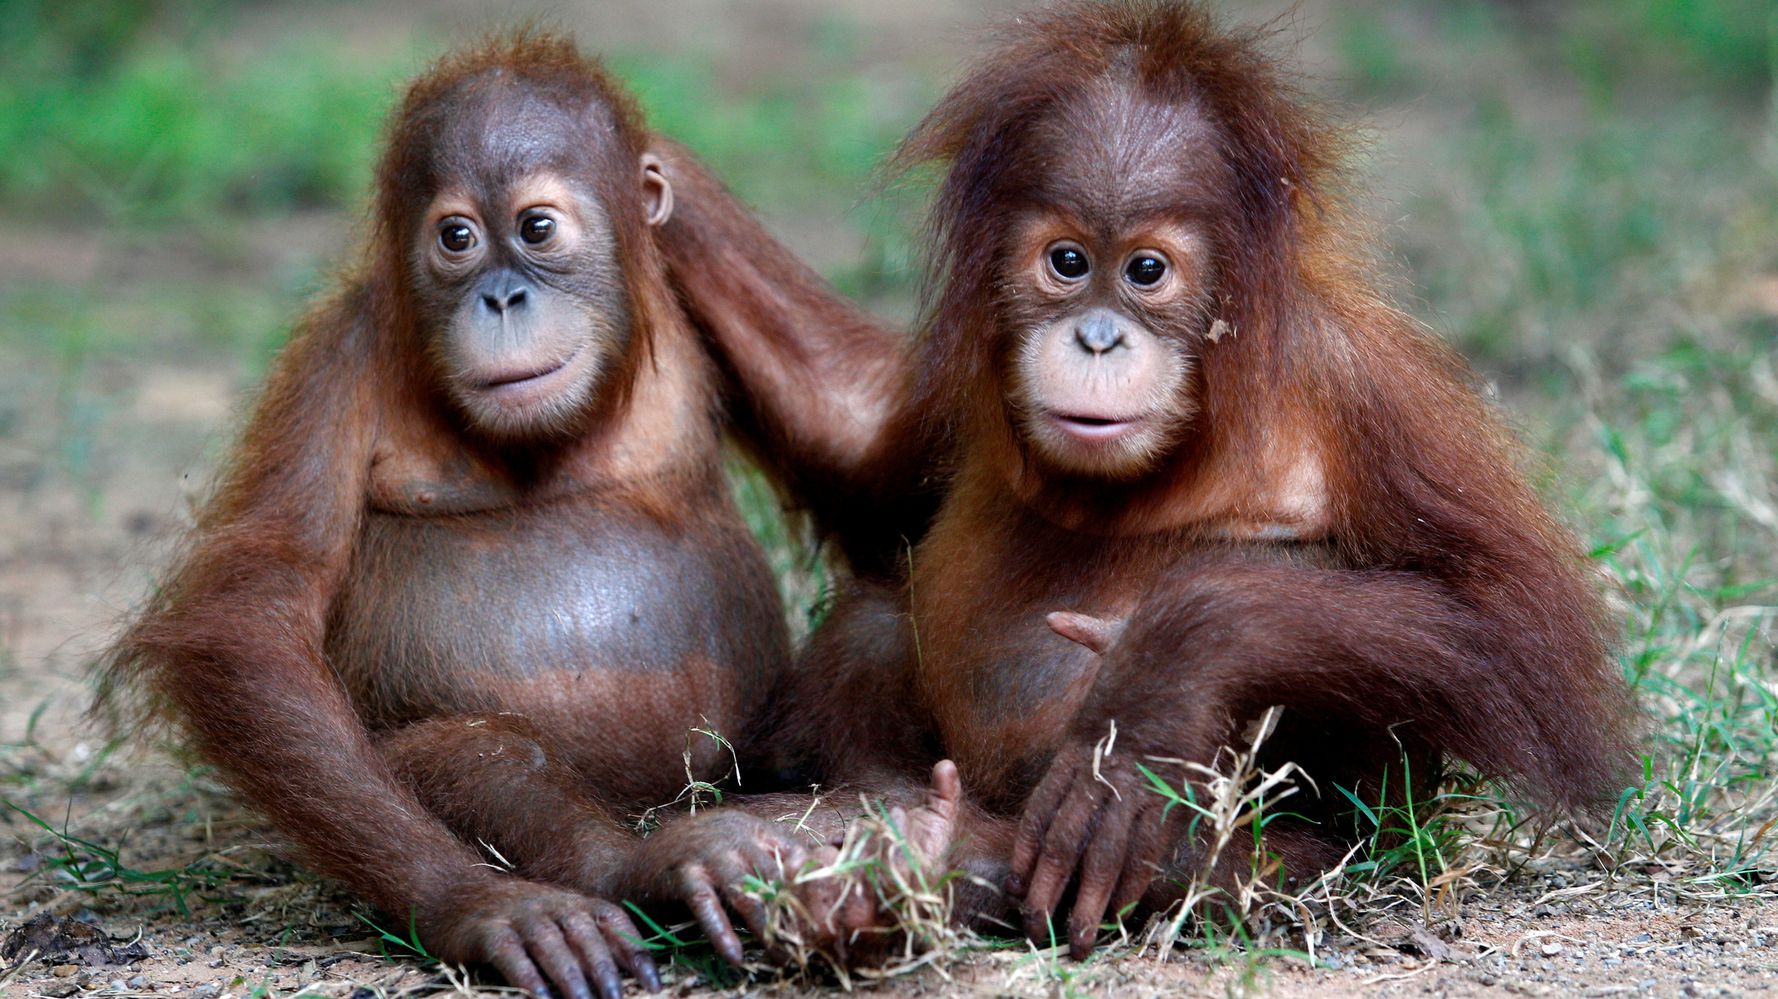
top-left (327, 475), bottom-right (785, 728)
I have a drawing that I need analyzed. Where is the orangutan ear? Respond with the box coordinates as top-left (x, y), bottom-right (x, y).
top-left (641, 153), bottom-right (673, 227)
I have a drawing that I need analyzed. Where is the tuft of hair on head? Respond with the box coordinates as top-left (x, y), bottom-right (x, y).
top-left (889, 0), bottom-right (1358, 443)
top-left (893, 0), bottom-right (1347, 237)
top-left (370, 28), bottom-right (651, 251)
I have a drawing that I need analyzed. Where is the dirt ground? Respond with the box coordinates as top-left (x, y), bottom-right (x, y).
top-left (4, 1), bottom-right (1776, 996)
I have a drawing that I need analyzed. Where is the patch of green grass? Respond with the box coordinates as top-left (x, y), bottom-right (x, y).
top-left (354, 910), bottom-right (439, 966)
top-left (1332, 761), bottom-right (1465, 891)
top-left (0, 29), bottom-right (404, 224)
top-left (1407, 104), bottom-right (1772, 367)
top-left (2, 798), bottom-right (255, 915)
top-left (1330, 1), bottom-right (1775, 371)
top-left (1576, 343), bottom-right (1778, 893)
top-left (619, 900), bottom-right (743, 988)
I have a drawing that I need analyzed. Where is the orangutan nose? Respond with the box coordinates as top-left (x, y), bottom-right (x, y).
top-left (478, 271), bottom-right (531, 314)
top-left (1074, 310), bottom-right (1127, 355)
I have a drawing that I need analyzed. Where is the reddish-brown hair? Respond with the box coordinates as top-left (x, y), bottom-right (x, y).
top-left (895, 0), bottom-right (1630, 807)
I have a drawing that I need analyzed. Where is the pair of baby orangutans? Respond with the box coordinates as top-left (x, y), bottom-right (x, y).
top-left (102, 4), bottom-right (1633, 997)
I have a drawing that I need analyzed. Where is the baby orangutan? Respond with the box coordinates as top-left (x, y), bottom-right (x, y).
top-left (102, 35), bottom-right (925, 998)
top-left (759, 0), bottom-right (1633, 962)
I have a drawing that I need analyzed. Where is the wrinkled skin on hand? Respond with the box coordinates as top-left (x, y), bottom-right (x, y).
top-left (1008, 610), bottom-right (1179, 959)
top-left (422, 873), bottom-right (659, 999)
top-left (1005, 733), bottom-right (1184, 959)
top-left (613, 810), bottom-right (862, 968)
top-left (617, 765), bottom-right (966, 972)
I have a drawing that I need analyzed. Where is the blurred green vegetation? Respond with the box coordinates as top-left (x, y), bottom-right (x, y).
top-left (0, 0), bottom-right (398, 220)
top-left (1333, 0), bottom-right (1777, 98)
top-left (0, 0), bottom-right (929, 367)
top-left (0, 0), bottom-right (1770, 366)
top-left (0, 1), bottom-right (918, 274)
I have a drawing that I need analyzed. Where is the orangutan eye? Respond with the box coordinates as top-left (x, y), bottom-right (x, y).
top-left (1125, 254), bottom-right (1167, 286)
top-left (439, 221), bottom-right (476, 253)
top-left (1048, 245), bottom-right (1089, 280)
top-left (520, 215), bottom-right (556, 245)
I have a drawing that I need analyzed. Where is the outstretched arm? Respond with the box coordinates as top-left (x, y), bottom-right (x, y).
top-left (652, 139), bottom-right (938, 575)
top-left (1011, 550), bottom-right (1632, 958)
top-left (102, 288), bottom-right (655, 999)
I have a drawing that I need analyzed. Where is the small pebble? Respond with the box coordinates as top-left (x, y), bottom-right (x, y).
top-left (52, 965), bottom-right (79, 978)
top-left (1542, 941), bottom-right (1564, 956)
top-left (128, 976), bottom-right (148, 989)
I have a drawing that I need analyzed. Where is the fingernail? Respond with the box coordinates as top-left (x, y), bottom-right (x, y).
top-left (639, 957), bottom-right (661, 992)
